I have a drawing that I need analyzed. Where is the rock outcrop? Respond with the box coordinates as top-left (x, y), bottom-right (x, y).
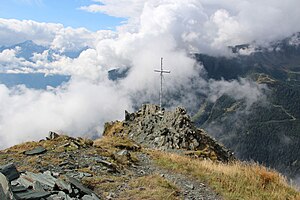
top-left (104, 104), bottom-right (234, 162)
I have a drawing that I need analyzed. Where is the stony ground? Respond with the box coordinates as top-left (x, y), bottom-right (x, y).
top-left (0, 133), bottom-right (222, 200)
top-left (1, 105), bottom-right (300, 199)
top-left (131, 152), bottom-right (222, 200)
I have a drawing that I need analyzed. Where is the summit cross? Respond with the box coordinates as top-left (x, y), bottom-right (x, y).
top-left (154, 57), bottom-right (171, 111)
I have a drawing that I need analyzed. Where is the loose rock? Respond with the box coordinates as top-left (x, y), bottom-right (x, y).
top-left (0, 163), bottom-right (20, 182)
top-left (0, 172), bottom-right (15, 200)
top-left (48, 131), bottom-right (60, 140)
top-left (24, 146), bottom-right (47, 156)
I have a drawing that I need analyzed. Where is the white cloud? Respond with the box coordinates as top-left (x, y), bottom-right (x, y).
top-left (0, 18), bottom-right (96, 51)
top-left (1, 0), bottom-right (298, 148)
top-left (0, 18), bottom-right (61, 46)
top-left (208, 78), bottom-right (267, 108)
top-left (0, 79), bottom-right (131, 149)
top-left (80, 0), bottom-right (146, 18)
top-left (81, 0), bottom-right (300, 54)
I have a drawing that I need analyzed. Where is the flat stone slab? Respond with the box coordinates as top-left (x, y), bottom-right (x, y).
top-left (21, 171), bottom-right (56, 189)
top-left (24, 146), bottom-right (47, 156)
top-left (66, 176), bottom-right (93, 195)
top-left (14, 190), bottom-right (51, 200)
top-left (11, 185), bottom-right (27, 193)
top-left (82, 194), bottom-right (101, 200)
top-left (0, 163), bottom-right (20, 182)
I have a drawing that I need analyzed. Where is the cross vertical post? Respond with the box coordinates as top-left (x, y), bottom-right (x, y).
top-left (154, 57), bottom-right (170, 112)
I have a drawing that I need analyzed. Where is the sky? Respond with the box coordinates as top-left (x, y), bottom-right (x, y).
top-left (0, 0), bottom-right (300, 148)
top-left (0, 0), bottom-right (124, 31)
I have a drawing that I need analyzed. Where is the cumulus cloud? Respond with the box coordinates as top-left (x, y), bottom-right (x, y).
top-left (82, 0), bottom-right (300, 54)
top-left (0, 18), bottom-right (95, 51)
top-left (0, 78), bottom-right (131, 148)
top-left (1, 0), bottom-right (299, 148)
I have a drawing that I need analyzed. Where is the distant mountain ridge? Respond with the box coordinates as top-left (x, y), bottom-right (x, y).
top-left (193, 33), bottom-right (300, 180)
top-left (0, 40), bottom-right (88, 61)
top-left (0, 40), bottom-right (87, 88)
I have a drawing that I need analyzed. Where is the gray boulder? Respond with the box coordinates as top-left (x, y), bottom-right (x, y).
top-left (0, 163), bottom-right (20, 182)
top-left (0, 172), bottom-right (15, 200)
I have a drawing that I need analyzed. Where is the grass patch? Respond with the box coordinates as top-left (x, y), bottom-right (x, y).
top-left (93, 136), bottom-right (140, 152)
top-left (6, 141), bottom-right (41, 153)
top-left (93, 136), bottom-right (140, 167)
top-left (118, 175), bottom-right (180, 200)
top-left (82, 175), bottom-right (128, 196)
top-left (103, 121), bottom-right (127, 136)
top-left (5, 135), bottom-right (93, 154)
top-left (149, 150), bottom-right (300, 200)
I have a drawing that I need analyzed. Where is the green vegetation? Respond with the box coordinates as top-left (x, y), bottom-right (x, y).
top-left (193, 43), bottom-right (300, 180)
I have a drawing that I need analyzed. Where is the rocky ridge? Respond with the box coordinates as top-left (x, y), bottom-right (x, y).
top-left (104, 104), bottom-right (234, 162)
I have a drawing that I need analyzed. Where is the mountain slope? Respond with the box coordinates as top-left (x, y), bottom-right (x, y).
top-left (0, 105), bottom-right (299, 199)
top-left (193, 34), bottom-right (300, 179)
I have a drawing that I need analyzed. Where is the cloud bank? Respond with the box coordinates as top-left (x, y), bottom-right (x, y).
top-left (0, 0), bottom-right (299, 148)
top-left (82, 0), bottom-right (300, 54)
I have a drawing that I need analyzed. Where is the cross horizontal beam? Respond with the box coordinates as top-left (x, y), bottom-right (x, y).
top-left (154, 69), bottom-right (171, 73)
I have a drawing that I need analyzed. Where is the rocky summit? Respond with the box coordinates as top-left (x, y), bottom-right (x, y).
top-left (104, 104), bottom-right (234, 162)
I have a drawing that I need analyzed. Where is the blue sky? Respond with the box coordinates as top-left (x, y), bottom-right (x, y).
top-left (0, 0), bottom-right (124, 31)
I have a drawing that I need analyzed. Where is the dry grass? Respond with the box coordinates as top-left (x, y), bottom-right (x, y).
top-left (93, 135), bottom-right (140, 167)
top-left (82, 175), bottom-right (129, 196)
top-left (6, 141), bottom-right (41, 153)
top-left (0, 135), bottom-right (94, 173)
top-left (93, 135), bottom-right (140, 151)
top-left (184, 147), bottom-right (218, 161)
top-left (103, 121), bottom-right (127, 136)
top-left (118, 175), bottom-right (180, 200)
top-left (149, 150), bottom-right (300, 200)
top-left (78, 167), bottom-right (95, 175)
top-left (5, 135), bottom-right (93, 154)
top-left (40, 154), bottom-right (64, 167)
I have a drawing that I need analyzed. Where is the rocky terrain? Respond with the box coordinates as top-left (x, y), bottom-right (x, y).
top-left (105, 104), bottom-right (234, 162)
top-left (0, 105), bottom-right (299, 200)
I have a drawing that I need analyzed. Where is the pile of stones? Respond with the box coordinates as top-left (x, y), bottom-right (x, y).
top-left (0, 163), bottom-right (100, 200)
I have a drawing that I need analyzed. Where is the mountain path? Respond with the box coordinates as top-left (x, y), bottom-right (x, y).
top-left (110, 152), bottom-right (222, 200)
